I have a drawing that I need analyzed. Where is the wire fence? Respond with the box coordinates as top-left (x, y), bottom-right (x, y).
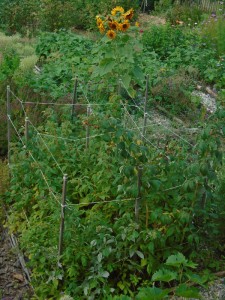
top-left (6, 77), bottom-right (194, 257)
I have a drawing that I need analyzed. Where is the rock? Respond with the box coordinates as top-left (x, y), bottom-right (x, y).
top-left (13, 273), bottom-right (24, 282)
top-left (192, 90), bottom-right (217, 113)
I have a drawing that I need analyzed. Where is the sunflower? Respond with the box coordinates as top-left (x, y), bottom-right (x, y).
top-left (111, 6), bottom-right (124, 16)
top-left (108, 20), bottom-right (119, 30)
top-left (135, 21), bottom-right (140, 27)
top-left (107, 29), bottom-right (116, 39)
top-left (119, 20), bottom-right (130, 32)
top-left (98, 23), bottom-right (105, 34)
top-left (96, 17), bottom-right (103, 27)
top-left (123, 8), bottom-right (134, 20)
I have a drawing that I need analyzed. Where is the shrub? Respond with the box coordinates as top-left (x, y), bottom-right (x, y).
top-left (142, 24), bottom-right (186, 59)
top-left (151, 69), bottom-right (199, 116)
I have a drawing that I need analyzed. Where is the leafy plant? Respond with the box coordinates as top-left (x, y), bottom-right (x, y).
top-left (91, 6), bottom-right (144, 94)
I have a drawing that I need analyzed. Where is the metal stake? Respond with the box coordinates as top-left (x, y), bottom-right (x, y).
top-left (58, 174), bottom-right (68, 257)
top-left (71, 76), bottom-right (78, 120)
top-left (142, 113), bottom-right (148, 142)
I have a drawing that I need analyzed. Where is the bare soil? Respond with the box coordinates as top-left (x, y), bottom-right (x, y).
top-left (0, 224), bottom-right (32, 300)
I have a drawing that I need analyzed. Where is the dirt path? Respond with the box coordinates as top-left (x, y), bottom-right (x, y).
top-left (0, 225), bottom-right (32, 300)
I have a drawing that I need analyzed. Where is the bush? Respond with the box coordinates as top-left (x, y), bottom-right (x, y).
top-left (151, 69), bottom-right (198, 116)
top-left (142, 24), bottom-right (186, 59)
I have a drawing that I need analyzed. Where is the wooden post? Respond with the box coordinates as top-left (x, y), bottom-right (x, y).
top-left (142, 74), bottom-right (149, 142)
top-left (25, 117), bottom-right (29, 145)
top-left (71, 76), bottom-right (78, 120)
top-left (86, 106), bottom-right (91, 150)
top-left (7, 85), bottom-right (11, 165)
top-left (135, 166), bottom-right (142, 223)
top-left (58, 174), bottom-right (68, 257)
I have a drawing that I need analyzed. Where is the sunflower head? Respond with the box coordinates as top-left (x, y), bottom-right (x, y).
top-left (108, 20), bottom-right (119, 30)
top-left (98, 23), bottom-right (105, 34)
top-left (96, 17), bottom-right (103, 27)
top-left (111, 6), bottom-right (124, 16)
top-left (107, 29), bottom-right (116, 39)
top-left (119, 20), bottom-right (130, 32)
top-left (123, 8), bottom-right (134, 20)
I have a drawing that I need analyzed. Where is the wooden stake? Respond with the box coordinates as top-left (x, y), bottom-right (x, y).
top-left (25, 117), bottom-right (29, 145)
top-left (58, 174), bottom-right (68, 257)
top-left (86, 106), bottom-right (91, 150)
top-left (142, 113), bottom-right (148, 142)
top-left (71, 76), bottom-right (78, 120)
top-left (144, 74), bottom-right (149, 114)
top-left (7, 85), bottom-right (11, 164)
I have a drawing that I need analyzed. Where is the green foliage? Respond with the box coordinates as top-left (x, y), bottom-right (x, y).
top-left (32, 31), bottom-right (93, 98)
top-left (5, 100), bottom-right (224, 298)
top-left (0, 160), bottom-right (9, 194)
top-left (0, 0), bottom-right (40, 35)
top-left (1, 3), bottom-right (225, 299)
top-left (142, 24), bottom-right (186, 59)
top-left (154, 0), bottom-right (174, 13)
top-left (166, 2), bottom-right (204, 26)
top-left (0, 0), bottom-right (139, 34)
top-left (0, 49), bottom-right (20, 81)
top-left (91, 26), bottom-right (144, 93)
top-left (200, 15), bottom-right (225, 57)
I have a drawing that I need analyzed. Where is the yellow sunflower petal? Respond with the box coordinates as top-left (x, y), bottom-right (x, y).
top-left (111, 6), bottom-right (124, 16)
top-left (123, 8), bottom-right (134, 20)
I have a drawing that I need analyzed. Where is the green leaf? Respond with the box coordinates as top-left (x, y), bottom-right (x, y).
top-left (100, 271), bottom-right (109, 278)
top-left (98, 253), bottom-right (103, 262)
top-left (165, 253), bottom-right (187, 268)
top-left (136, 250), bottom-right (144, 259)
top-left (133, 65), bottom-right (144, 82)
top-left (152, 268), bottom-right (177, 282)
top-left (186, 272), bottom-right (206, 286)
top-left (122, 74), bottom-right (131, 89)
top-left (136, 287), bottom-right (169, 300)
top-left (185, 260), bottom-right (198, 269)
top-left (175, 284), bottom-right (201, 298)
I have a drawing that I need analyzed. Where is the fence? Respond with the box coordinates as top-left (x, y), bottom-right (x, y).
top-left (141, 0), bottom-right (224, 12)
top-left (6, 78), bottom-right (195, 260)
top-left (178, 0), bottom-right (224, 12)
